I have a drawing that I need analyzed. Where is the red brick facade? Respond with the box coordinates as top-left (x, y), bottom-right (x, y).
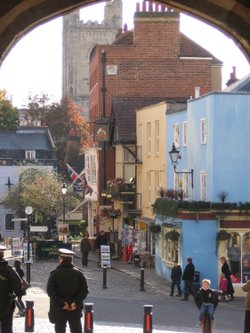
top-left (89, 1), bottom-right (222, 198)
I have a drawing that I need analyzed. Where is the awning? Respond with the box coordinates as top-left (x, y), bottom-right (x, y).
top-left (134, 216), bottom-right (155, 225)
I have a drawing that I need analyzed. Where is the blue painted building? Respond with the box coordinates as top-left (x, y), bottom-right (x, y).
top-left (155, 76), bottom-right (250, 293)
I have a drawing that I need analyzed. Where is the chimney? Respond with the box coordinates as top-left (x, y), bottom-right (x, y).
top-left (195, 87), bottom-right (200, 98)
top-left (226, 66), bottom-right (239, 87)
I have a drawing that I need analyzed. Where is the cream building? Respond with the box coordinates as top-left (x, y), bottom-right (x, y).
top-left (136, 102), bottom-right (167, 225)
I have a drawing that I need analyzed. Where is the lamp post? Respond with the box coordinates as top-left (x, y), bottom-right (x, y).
top-left (25, 206), bottom-right (33, 284)
top-left (61, 183), bottom-right (67, 224)
top-left (169, 143), bottom-right (194, 188)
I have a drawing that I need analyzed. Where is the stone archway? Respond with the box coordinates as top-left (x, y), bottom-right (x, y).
top-left (0, 0), bottom-right (250, 64)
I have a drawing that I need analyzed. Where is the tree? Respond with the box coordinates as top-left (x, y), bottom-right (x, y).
top-left (1, 168), bottom-right (80, 222)
top-left (0, 90), bottom-right (19, 130)
top-left (24, 94), bottom-right (89, 175)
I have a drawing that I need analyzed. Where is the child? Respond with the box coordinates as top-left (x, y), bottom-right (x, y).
top-left (169, 261), bottom-right (182, 297)
top-left (194, 279), bottom-right (218, 328)
top-left (218, 274), bottom-right (229, 301)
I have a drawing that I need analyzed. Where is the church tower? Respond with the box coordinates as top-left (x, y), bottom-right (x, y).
top-left (62, 0), bottom-right (123, 120)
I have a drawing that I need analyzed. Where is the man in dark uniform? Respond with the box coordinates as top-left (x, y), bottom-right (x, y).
top-left (47, 248), bottom-right (89, 333)
top-left (0, 245), bottom-right (22, 333)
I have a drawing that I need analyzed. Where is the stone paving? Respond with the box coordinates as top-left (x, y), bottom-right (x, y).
top-left (9, 247), bottom-right (244, 333)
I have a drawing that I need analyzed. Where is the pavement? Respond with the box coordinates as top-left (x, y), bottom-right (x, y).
top-left (8, 246), bottom-right (244, 333)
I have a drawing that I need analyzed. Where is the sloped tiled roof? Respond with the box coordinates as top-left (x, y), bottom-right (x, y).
top-left (112, 97), bottom-right (168, 144)
top-left (113, 29), bottom-right (222, 64)
top-left (0, 127), bottom-right (53, 150)
top-left (180, 34), bottom-right (222, 65)
top-left (224, 73), bottom-right (250, 92)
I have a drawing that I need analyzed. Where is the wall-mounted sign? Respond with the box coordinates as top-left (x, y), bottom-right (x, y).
top-left (94, 118), bottom-right (110, 142)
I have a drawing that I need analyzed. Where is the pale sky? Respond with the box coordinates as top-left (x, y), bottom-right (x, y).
top-left (0, 0), bottom-right (249, 108)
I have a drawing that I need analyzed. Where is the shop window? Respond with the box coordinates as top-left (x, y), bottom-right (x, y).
top-left (227, 232), bottom-right (241, 282)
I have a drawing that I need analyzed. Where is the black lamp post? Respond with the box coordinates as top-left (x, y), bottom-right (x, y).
top-left (61, 183), bottom-right (67, 224)
top-left (169, 143), bottom-right (194, 188)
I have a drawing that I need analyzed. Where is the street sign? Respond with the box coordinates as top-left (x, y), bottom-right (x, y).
top-left (12, 218), bottom-right (28, 222)
top-left (30, 226), bottom-right (48, 232)
top-left (25, 206), bottom-right (33, 215)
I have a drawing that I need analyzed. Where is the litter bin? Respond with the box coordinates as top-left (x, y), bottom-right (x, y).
top-left (193, 271), bottom-right (200, 294)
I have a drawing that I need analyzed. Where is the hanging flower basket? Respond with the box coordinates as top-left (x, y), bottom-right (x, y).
top-left (165, 229), bottom-right (180, 241)
top-left (216, 229), bottom-right (231, 241)
top-left (149, 224), bottom-right (161, 235)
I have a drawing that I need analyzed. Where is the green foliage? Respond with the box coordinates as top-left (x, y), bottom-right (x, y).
top-left (216, 229), bottom-right (231, 255)
top-left (149, 223), bottom-right (161, 241)
top-left (106, 178), bottom-right (129, 198)
top-left (153, 198), bottom-right (179, 217)
top-left (165, 229), bottom-right (180, 241)
top-left (1, 168), bottom-right (80, 218)
top-left (0, 98), bottom-right (19, 130)
top-left (24, 94), bottom-right (89, 175)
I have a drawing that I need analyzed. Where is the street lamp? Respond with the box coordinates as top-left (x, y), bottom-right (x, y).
top-left (61, 183), bottom-right (67, 224)
top-left (169, 143), bottom-right (194, 188)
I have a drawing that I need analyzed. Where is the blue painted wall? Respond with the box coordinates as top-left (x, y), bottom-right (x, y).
top-left (155, 216), bottom-right (219, 289)
top-left (187, 92), bottom-right (250, 202)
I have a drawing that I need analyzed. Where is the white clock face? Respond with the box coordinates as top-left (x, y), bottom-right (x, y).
top-left (25, 206), bottom-right (33, 215)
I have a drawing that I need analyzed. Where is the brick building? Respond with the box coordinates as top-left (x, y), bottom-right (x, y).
top-left (87, 0), bottom-right (222, 234)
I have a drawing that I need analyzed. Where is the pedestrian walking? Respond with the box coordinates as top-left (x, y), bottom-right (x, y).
top-left (47, 248), bottom-right (89, 333)
top-left (169, 261), bottom-right (182, 297)
top-left (96, 230), bottom-right (108, 266)
top-left (220, 256), bottom-right (235, 300)
top-left (194, 278), bottom-right (218, 328)
top-left (13, 259), bottom-right (26, 316)
top-left (80, 234), bottom-right (91, 267)
top-left (242, 279), bottom-right (250, 333)
top-left (181, 257), bottom-right (195, 301)
top-left (0, 245), bottom-right (22, 333)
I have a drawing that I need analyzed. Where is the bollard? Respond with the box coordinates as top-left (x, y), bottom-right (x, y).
top-left (84, 303), bottom-right (94, 333)
top-left (140, 267), bottom-right (145, 291)
top-left (102, 267), bottom-right (107, 289)
top-left (202, 309), bottom-right (213, 333)
top-left (143, 305), bottom-right (153, 333)
top-left (25, 301), bottom-right (34, 332)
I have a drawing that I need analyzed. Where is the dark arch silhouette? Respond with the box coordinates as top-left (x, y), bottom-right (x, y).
top-left (0, 0), bottom-right (249, 64)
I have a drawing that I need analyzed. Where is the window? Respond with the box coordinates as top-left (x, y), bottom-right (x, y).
top-left (173, 123), bottom-right (180, 147)
top-left (182, 122), bottom-right (187, 147)
top-left (200, 119), bottom-right (207, 144)
top-left (137, 124), bottom-right (143, 161)
top-left (25, 150), bottom-right (36, 160)
top-left (174, 172), bottom-right (180, 191)
top-left (155, 120), bottom-right (160, 155)
top-left (165, 227), bottom-right (180, 264)
top-left (147, 172), bottom-right (151, 204)
top-left (155, 171), bottom-right (160, 197)
top-left (86, 154), bottom-right (96, 184)
top-left (147, 122), bottom-right (151, 156)
top-left (5, 214), bottom-right (14, 230)
top-left (200, 171), bottom-right (207, 201)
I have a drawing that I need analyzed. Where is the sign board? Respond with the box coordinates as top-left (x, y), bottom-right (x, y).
top-left (100, 245), bottom-right (111, 268)
top-left (12, 218), bottom-right (28, 222)
top-left (30, 226), bottom-right (48, 232)
top-left (36, 241), bottom-right (71, 259)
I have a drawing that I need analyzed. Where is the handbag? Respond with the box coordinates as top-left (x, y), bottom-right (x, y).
top-left (21, 277), bottom-right (30, 291)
